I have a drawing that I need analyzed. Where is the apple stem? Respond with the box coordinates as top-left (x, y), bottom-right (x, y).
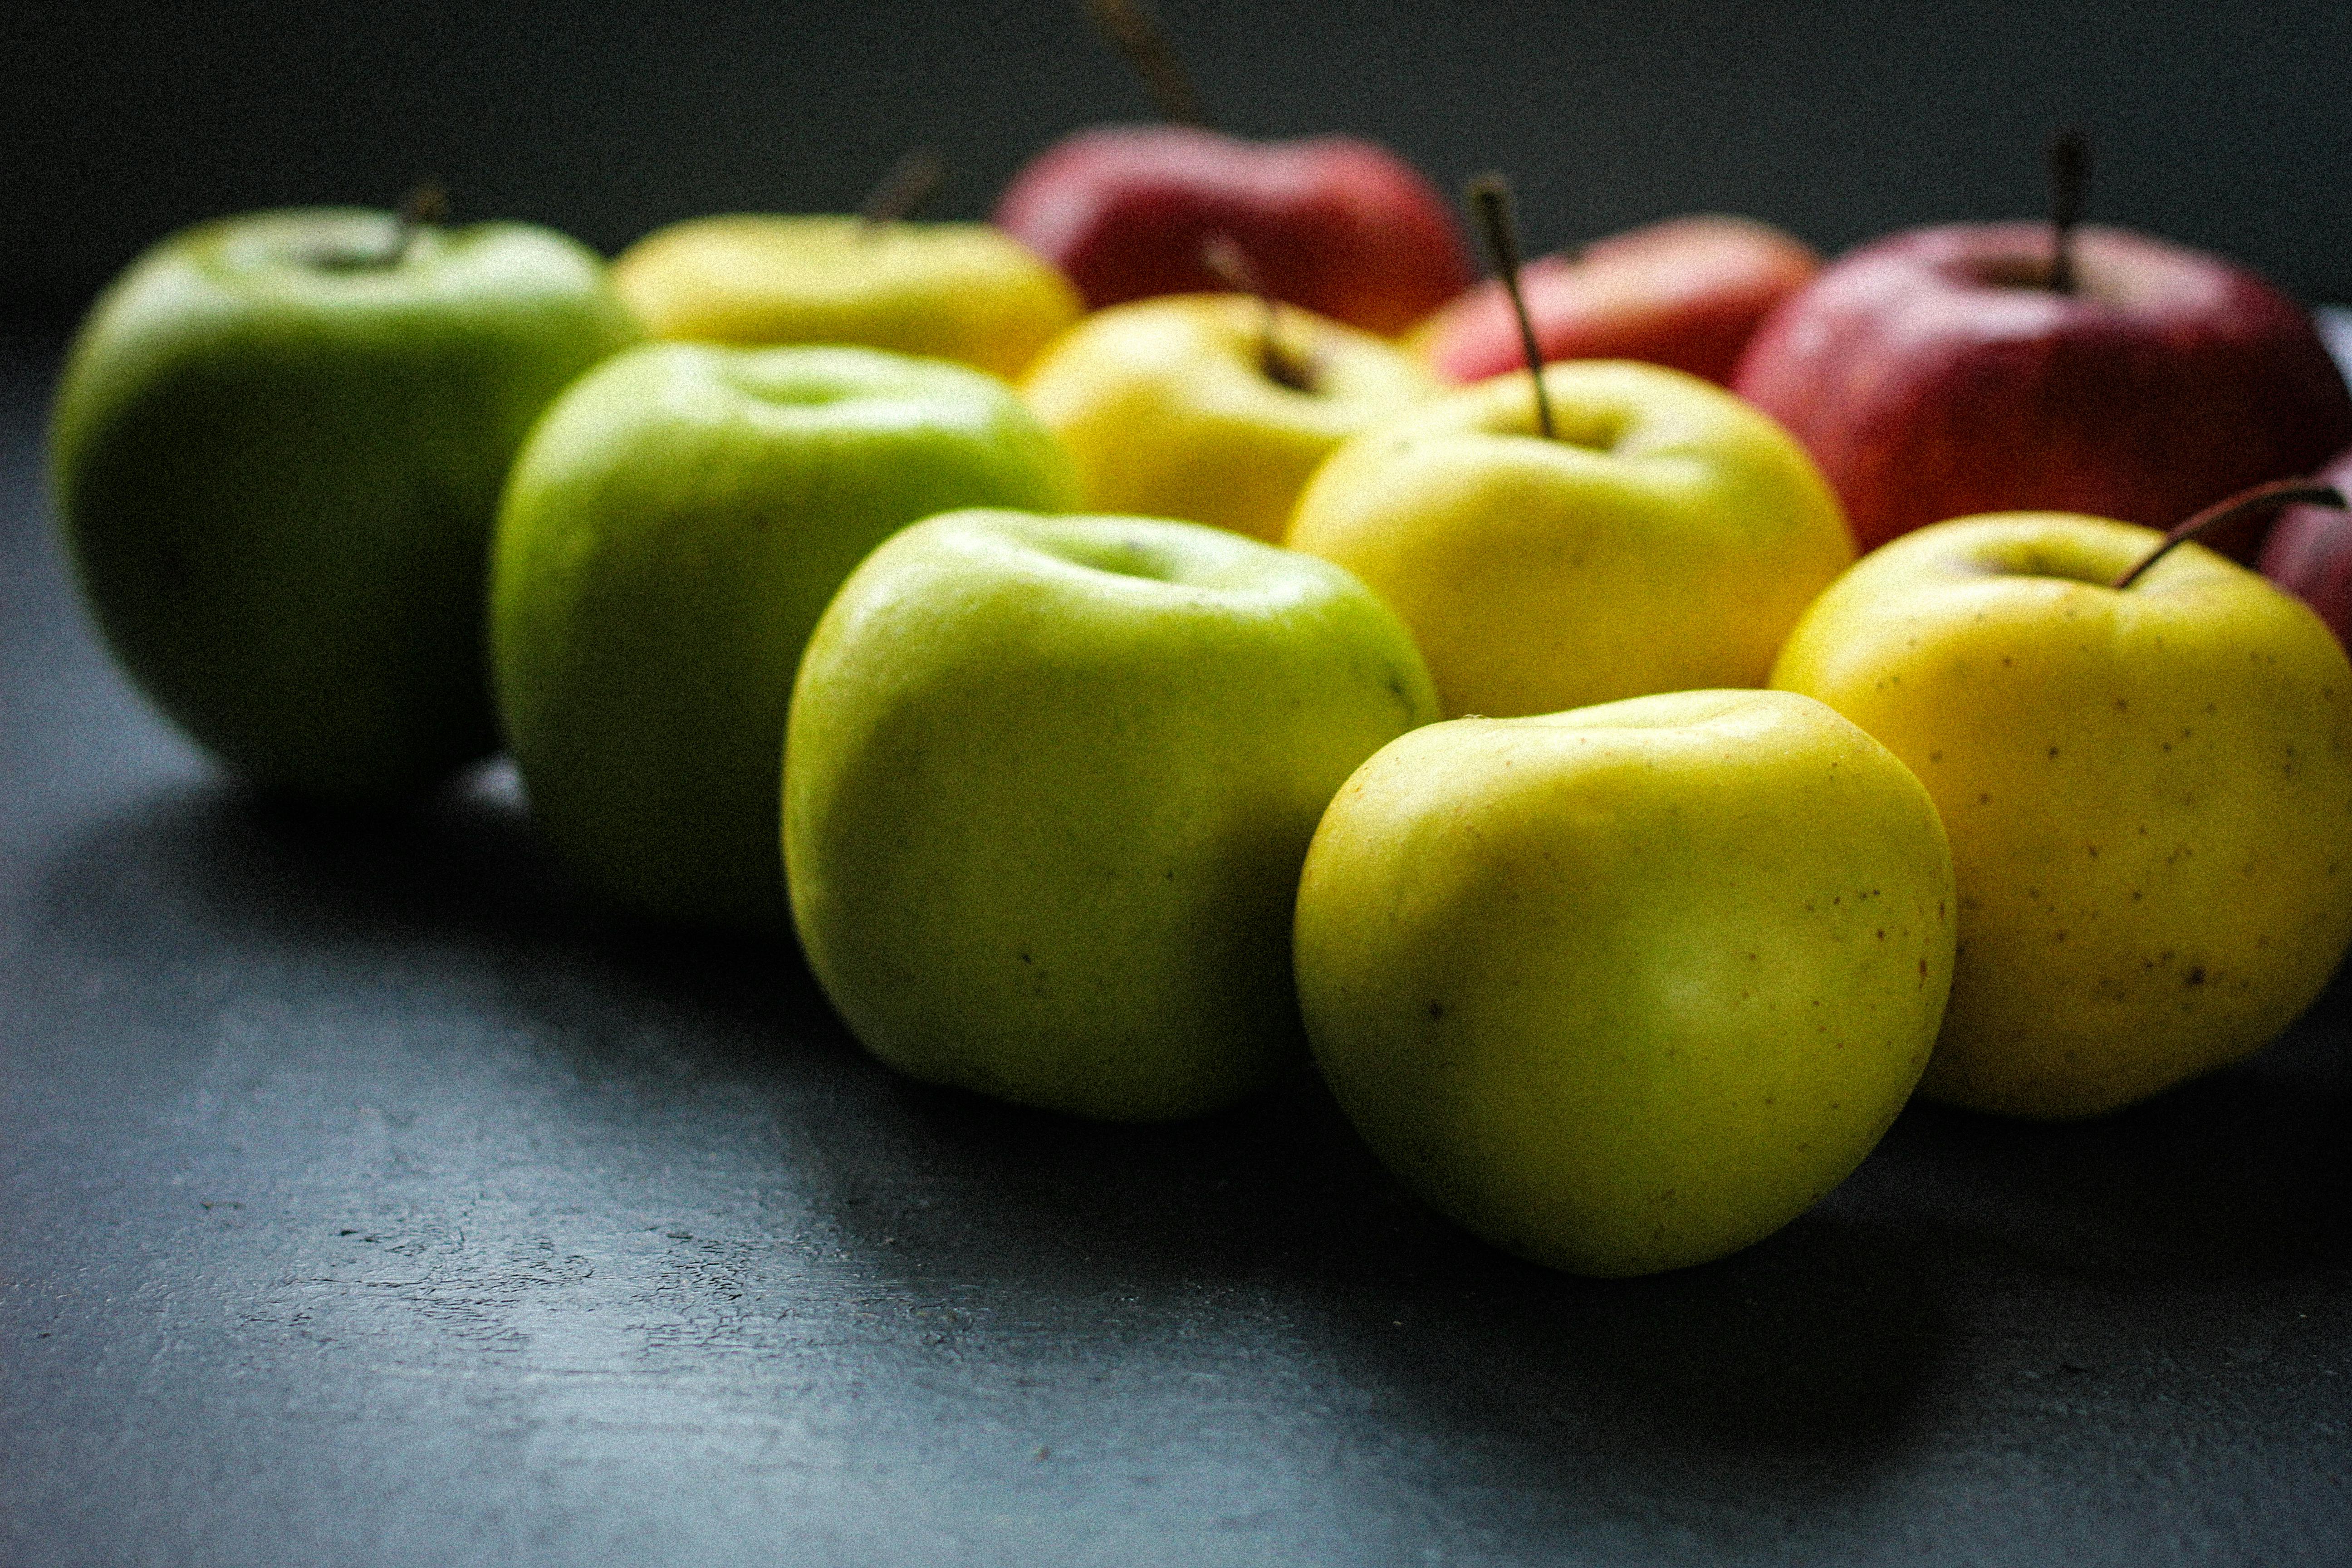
top-left (1200, 235), bottom-right (1313, 392)
top-left (2114, 479), bottom-right (2345, 590)
top-left (1465, 172), bottom-right (1555, 441)
top-left (858, 147), bottom-right (946, 228)
top-left (1083, 0), bottom-right (1203, 126)
top-left (2047, 128), bottom-right (2087, 294)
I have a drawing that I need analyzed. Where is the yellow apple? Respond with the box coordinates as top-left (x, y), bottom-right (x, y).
top-left (1772, 512), bottom-right (2352, 1118)
top-left (1285, 360), bottom-right (1852, 719)
top-left (1018, 293), bottom-right (1437, 544)
top-left (1295, 688), bottom-right (1955, 1277)
top-left (612, 215), bottom-right (1082, 381)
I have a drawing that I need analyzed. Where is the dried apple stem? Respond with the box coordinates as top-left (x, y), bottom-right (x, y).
top-left (2047, 129), bottom-right (2087, 294)
top-left (859, 148), bottom-right (946, 228)
top-left (2113, 479), bottom-right (2343, 590)
top-left (1083, 0), bottom-right (1202, 126)
top-left (1201, 235), bottom-right (1312, 391)
top-left (1466, 172), bottom-right (1555, 441)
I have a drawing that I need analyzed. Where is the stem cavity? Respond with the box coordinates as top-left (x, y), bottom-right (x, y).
top-left (1201, 234), bottom-right (1313, 391)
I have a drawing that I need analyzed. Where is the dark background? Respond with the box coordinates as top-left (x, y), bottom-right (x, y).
top-left (8, 4), bottom-right (2352, 1566)
top-left (5, 0), bottom-right (2351, 319)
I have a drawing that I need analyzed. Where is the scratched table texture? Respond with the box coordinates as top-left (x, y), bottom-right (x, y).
top-left (2, 317), bottom-right (2348, 1568)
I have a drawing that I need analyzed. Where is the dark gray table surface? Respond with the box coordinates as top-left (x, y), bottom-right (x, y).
top-left (3, 320), bottom-right (2347, 1567)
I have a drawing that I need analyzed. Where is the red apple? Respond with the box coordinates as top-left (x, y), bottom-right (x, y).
top-left (1730, 222), bottom-right (2352, 559)
top-left (2259, 443), bottom-right (2352, 648)
top-left (1411, 215), bottom-right (1820, 385)
top-left (992, 124), bottom-right (1474, 337)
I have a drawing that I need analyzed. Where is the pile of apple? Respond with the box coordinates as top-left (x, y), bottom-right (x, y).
top-left (47, 100), bottom-right (2352, 1279)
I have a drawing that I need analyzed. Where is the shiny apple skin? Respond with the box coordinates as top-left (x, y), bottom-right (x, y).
top-left (993, 124), bottom-right (1474, 338)
top-left (1732, 223), bottom-right (2352, 559)
top-left (2259, 443), bottom-right (2352, 651)
top-left (1415, 215), bottom-right (1819, 386)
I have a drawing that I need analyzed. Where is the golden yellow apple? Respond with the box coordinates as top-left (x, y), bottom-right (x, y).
top-left (1295, 688), bottom-right (1954, 1276)
top-left (1773, 513), bottom-right (2352, 1117)
top-left (1285, 360), bottom-right (1852, 719)
top-left (1018, 293), bottom-right (1437, 544)
top-left (612, 215), bottom-right (1082, 381)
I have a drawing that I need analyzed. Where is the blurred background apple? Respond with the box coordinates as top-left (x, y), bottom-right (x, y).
top-left (8, 2), bottom-right (2352, 329)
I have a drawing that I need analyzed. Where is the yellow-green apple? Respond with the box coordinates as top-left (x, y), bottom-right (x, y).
top-left (784, 509), bottom-right (1439, 1121)
top-left (1732, 223), bottom-right (2352, 557)
top-left (2259, 443), bottom-right (2352, 650)
top-left (1295, 688), bottom-right (1955, 1277)
top-left (1019, 292), bottom-right (1437, 543)
top-left (994, 125), bottom-right (1474, 336)
top-left (49, 206), bottom-right (639, 804)
top-left (1772, 511), bottom-right (2352, 1118)
top-left (612, 214), bottom-right (1083, 381)
top-left (1285, 358), bottom-right (1852, 718)
top-left (1410, 215), bottom-right (1820, 386)
top-left (490, 344), bottom-right (1075, 936)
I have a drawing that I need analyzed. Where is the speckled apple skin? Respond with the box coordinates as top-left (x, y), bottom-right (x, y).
top-left (786, 510), bottom-right (1440, 1122)
top-left (1774, 513), bottom-right (2352, 1118)
top-left (1733, 224), bottom-right (2352, 559)
top-left (1295, 689), bottom-right (1954, 1278)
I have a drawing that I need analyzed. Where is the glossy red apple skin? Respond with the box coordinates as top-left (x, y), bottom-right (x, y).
top-left (1731, 223), bottom-right (2352, 559)
top-left (993, 124), bottom-right (1474, 337)
top-left (1415, 215), bottom-right (1819, 386)
top-left (2258, 444), bottom-right (2352, 649)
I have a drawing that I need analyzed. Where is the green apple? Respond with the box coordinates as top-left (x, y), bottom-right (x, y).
top-left (1018, 293), bottom-right (1438, 544)
top-left (1284, 359), bottom-right (1852, 719)
top-left (784, 509), bottom-right (1441, 1121)
top-left (1294, 688), bottom-right (1955, 1277)
top-left (1772, 512), bottom-right (2352, 1118)
top-left (49, 207), bottom-right (640, 802)
top-left (491, 344), bottom-right (1075, 936)
top-left (612, 215), bottom-right (1084, 382)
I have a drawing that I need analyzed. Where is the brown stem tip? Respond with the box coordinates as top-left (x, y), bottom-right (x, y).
top-left (2114, 478), bottom-right (2345, 590)
top-left (1083, 0), bottom-right (1202, 126)
top-left (1465, 172), bottom-right (1555, 441)
top-left (859, 147), bottom-right (946, 228)
top-left (2047, 128), bottom-right (2087, 294)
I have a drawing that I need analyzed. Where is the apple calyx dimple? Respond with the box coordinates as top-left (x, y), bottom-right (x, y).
top-left (2113, 479), bottom-right (2346, 590)
top-left (1464, 172), bottom-right (1556, 441)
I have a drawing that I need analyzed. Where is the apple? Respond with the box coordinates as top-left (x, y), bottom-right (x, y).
top-left (1410, 214), bottom-right (1820, 386)
top-left (490, 343), bottom-right (1076, 936)
top-left (993, 124), bottom-right (1475, 337)
top-left (611, 214), bottom-right (1084, 382)
top-left (1284, 358), bottom-right (1852, 719)
top-left (49, 206), bottom-right (640, 803)
top-left (2258, 442), bottom-right (2352, 650)
top-left (1018, 292), bottom-right (1438, 543)
top-left (783, 508), bottom-right (1440, 1122)
top-left (1771, 510), bottom-right (2352, 1118)
top-left (1732, 222), bottom-right (2352, 558)
top-left (1295, 688), bottom-right (1955, 1277)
